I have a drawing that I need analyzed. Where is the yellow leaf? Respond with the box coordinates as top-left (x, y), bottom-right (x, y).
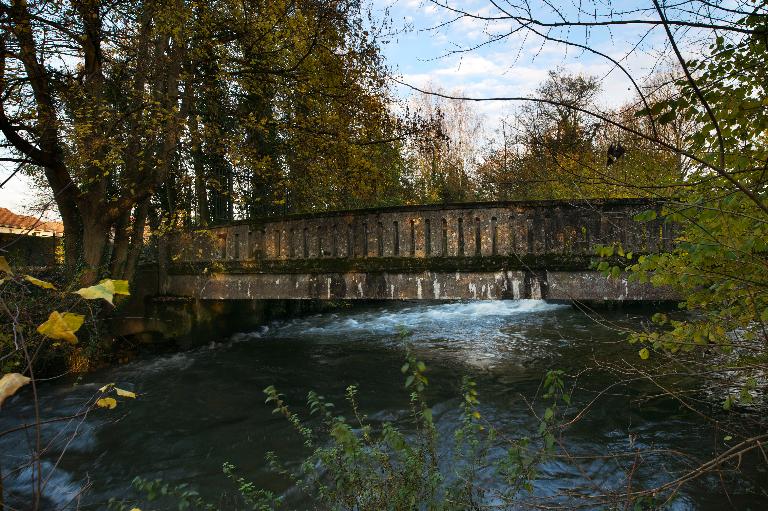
top-left (37, 311), bottom-right (85, 344)
top-left (112, 280), bottom-right (130, 296)
top-left (99, 383), bottom-right (114, 393)
top-left (129, 508), bottom-right (142, 511)
top-left (24, 275), bottom-right (56, 289)
top-left (0, 256), bottom-right (12, 275)
top-left (96, 397), bottom-right (117, 409)
top-left (0, 373), bottom-right (31, 407)
top-left (115, 387), bottom-right (136, 399)
top-left (75, 279), bottom-right (129, 305)
top-left (76, 279), bottom-right (115, 304)
top-left (639, 348), bottom-right (650, 360)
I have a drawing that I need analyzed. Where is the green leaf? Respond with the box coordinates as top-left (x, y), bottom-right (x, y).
top-left (633, 210), bottom-right (657, 222)
top-left (639, 348), bottom-right (650, 360)
top-left (404, 375), bottom-right (414, 388)
top-left (635, 102), bottom-right (666, 118)
top-left (657, 109), bottom-right (676, 124)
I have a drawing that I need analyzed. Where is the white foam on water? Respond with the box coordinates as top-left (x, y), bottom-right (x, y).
top-left (112, 351), bottom-right (196, 377)
top-left (411, 299), bottom-right (564, 319)
top-left (231, 325), bottom-right (270, 343)
top-left (231, 300), bottom-right (569, 349)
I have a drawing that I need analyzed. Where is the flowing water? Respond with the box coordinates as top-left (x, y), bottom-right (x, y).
top-left (1, 300), bottom-right (765, 509)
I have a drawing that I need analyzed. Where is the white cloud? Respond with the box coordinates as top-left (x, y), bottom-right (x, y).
top-left (0, 172), bottom-right (42, 215)
top-left (399, 72), bottom-right (434, 88)
top-left (433, 55), bottom-right (502, 77)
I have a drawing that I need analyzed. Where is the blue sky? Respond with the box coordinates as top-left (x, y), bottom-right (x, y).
top-left (0, 0), bottom-right (705, 214)
top-left (378, 0), bottom-right (675, 117)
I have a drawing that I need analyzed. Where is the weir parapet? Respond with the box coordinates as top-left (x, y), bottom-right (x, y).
top-left (160, 199), bottom-right (677, 302)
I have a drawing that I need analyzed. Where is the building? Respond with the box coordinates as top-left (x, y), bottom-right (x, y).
top-left (0, 207), bottom-right (63, 266)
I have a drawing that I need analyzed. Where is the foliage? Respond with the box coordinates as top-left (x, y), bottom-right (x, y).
top-left (402, 87), bottom-right (482, 203)
top-left (258, 357), bottom-right (566, 509)
top-left (109, 465), bottom-right (283, 511)
top-left (0, 0), bottom-right (421, 286)
top-left (75, 278), bottom-right (131, 305)
top-left (474, 69), bottom-right (688, 201)
top-left (0, 257), bottom-right (137, 510)
top-left (108, 477), bottom-right (215, 511)
top-left (622, 11), bottom-right (768, 410)
top-left (0, 255), bottom-right (130, 373)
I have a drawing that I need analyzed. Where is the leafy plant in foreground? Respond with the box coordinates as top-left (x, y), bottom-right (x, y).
top-left (0, 257), bottom-right (137, 510)
top-left (257, 353), bottom-right (569, 510)
top-left (111, 351), bottom-right (570, 510)
top-left (603, 12), bottom-right (768, 416)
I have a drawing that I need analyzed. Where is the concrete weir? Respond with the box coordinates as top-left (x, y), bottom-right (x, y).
top-left (164, 270), bottom-right (673, 302)
top-left (160, 198), bottom-right (678, 303)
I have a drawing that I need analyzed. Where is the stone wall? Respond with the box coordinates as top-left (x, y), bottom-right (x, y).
top-left (168, 199), bottom-right (672, 265)
top-left (0, 232), bottom-right (59, 266)
top-left (162, 199), bottom-right (677, 302)
top-left (163, 270), bottom-right (676, 302)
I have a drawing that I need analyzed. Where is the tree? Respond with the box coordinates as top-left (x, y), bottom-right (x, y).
top-left (629, 9), bottom-right (768, 397)
top-left (183, 0), bottom-right (417, 218)
top-left (0, 0), bottom-right (191, 284)
top-left (403, 87), bottom-right (484, 203)
top-left (426, 0), bottom-right (768, 495)
top-left (0, 0), bottom-right (417, 284)
top-left (474, 70), bottom-right (689, 200)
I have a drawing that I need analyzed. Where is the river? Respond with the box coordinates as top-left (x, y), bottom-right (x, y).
top-left (1, 300), bottom-right (765, 509)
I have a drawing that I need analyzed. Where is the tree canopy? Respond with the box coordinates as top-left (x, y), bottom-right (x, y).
top-left (0, 0), bottom-right (415, 284)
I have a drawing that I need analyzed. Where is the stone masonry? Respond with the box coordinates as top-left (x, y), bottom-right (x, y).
top-left (161, 199), bottom-right (677, 302)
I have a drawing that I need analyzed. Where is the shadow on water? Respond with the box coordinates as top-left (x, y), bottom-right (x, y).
top-left (1, 300), bottom-right (765, 509)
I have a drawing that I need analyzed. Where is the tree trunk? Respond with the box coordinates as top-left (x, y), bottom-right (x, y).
top-left (109, 209), bottom-right (131, 278)
top-left (58, 205), bottom-right (83, 270)
top-left (80, 218), bottom-right (109, 286)
top-left (189, 92), bottom-right (209, 226)
top-left (123, 199), bottom-right (149, 282)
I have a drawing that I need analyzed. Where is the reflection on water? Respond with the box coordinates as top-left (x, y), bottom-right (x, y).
top-left (0, 300), bottom-right (764, 510)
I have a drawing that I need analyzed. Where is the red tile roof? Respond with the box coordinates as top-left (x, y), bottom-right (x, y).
top-left (0, 207), bottom-right (64, 234)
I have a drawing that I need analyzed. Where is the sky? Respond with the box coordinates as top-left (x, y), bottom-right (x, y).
top-left (0, 0), bottom-right (710, 215)
top-left (377, 0), bottom-right (677, 121)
